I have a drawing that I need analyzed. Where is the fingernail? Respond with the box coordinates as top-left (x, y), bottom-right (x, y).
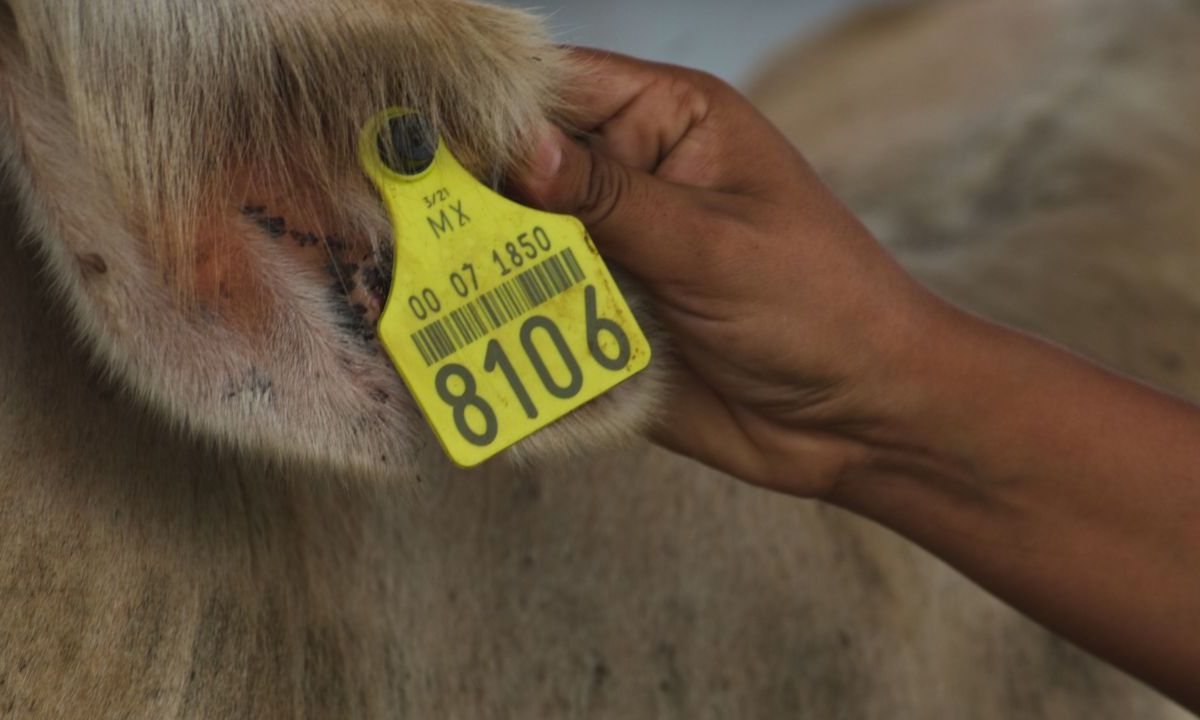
top-left (530, 125), bottom-right (565, 180)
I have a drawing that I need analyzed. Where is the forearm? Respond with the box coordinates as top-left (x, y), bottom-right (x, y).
top-left (831, 305), bottom-right (1200, 710)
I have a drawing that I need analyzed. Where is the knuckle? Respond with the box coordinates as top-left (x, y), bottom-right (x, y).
top-left (678, 68), bottom-right (728, 98)
top-left (578, 153), bottom-right (630, 230)
top-left (649, 69), bottom-right (718, 124)
top-left (666, 74), bottom-right (713, 123)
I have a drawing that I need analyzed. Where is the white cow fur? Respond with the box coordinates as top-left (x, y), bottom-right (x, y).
top-left (0, 0), bottom-right (1194, 716)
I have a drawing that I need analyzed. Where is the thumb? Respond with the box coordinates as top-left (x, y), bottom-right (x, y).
top-left (516, 125), bottom-right (703, 281)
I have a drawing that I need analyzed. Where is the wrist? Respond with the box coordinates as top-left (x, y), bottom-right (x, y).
top-left (728, 289), bottom-right (992, 499)
top-left (825, 292), bottom-right (1016, 503)
top-left (824, 289), bottom-right (1106, 518)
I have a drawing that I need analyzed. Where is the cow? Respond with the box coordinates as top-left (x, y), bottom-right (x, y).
top-left (0, 0), bottom-right (1192, 716)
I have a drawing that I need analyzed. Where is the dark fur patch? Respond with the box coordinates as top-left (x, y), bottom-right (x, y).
top-left (77, 253), bottom-right (108, 275)
top-left (239, 204), bottom-right (394, 344)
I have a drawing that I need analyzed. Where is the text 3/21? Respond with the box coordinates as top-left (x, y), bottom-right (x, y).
top-left (435, 285), bottom-right (633, 446)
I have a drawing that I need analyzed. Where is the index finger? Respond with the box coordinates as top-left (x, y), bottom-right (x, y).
top-left (560, 48), bottom-right (717, 175)
top-left (559, 48), bottom-right (682, 131)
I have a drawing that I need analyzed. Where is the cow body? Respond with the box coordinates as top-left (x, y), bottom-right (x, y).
top-left (1, 0), bottom-right (1195, 717)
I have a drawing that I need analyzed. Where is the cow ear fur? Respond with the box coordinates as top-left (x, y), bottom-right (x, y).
top-left (0, 0), bottom-right (666, 479)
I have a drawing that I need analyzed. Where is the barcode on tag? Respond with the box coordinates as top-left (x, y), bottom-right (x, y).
top-left (411, 248), bottom-right (586, 366)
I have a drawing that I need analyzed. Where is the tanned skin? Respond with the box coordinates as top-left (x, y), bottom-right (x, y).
top-left (516, 50), bottom-right (1200, 712)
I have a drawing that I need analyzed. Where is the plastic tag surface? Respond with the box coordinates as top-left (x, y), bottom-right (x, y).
top-left (360, 109), bottom-right (652, 467)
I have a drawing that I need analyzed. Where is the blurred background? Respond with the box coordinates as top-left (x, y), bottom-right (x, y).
top-left (500, 0), bottom-right (878, 87)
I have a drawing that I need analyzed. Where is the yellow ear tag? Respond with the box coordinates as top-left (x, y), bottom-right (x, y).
top-left (359, 109), bottom-right (652, 467)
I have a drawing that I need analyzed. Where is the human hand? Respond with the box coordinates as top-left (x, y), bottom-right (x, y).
top-left (517, 51), bottom-right (1200, 708)
top-left (515, 50), bottom-right (948, 497)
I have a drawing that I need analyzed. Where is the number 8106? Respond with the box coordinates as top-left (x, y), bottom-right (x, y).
top-left (435, 285), bottom-right (633, 447)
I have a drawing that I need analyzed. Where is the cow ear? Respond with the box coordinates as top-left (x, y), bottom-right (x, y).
top-left (0, 1), bottom-right (667, 478)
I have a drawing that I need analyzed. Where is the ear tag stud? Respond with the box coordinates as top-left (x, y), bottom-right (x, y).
top-left (360, 109), bottom-right (652, 467)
